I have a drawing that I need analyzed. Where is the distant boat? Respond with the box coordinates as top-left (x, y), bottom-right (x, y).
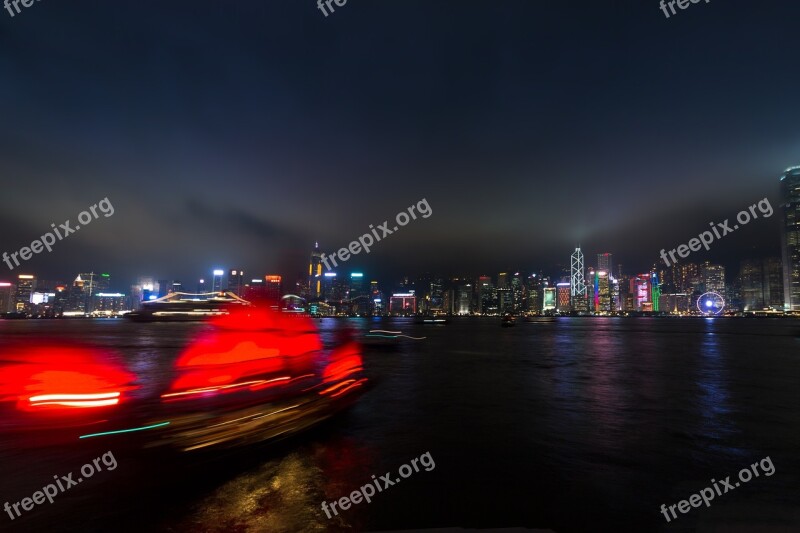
top-left (501, 314), bottom-right (516, 327)
top-left (125, 292), bottom-right (252, 322)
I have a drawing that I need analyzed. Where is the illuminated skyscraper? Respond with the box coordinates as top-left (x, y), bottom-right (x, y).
top-left (308, 242), bottom-right (323, 298)
top-left (701, 262), bottom-right (725, 294)
top-left (780, 166), bottom-right (800, 310)
top-left (597, 252), bottom-right (612, 274)
top-left (0, 281), bottom-right (14, 313)
top-left (265, 275), bottom-right (282, 307)
top-left (14, 274), bottom-right (35, 312)
top-left (570, 247), bottom-right (587, 311)
top-left (212, 269), bottom-right (224, 293)
top-left (228, 269), bottom-right (244, 296)
top-left (556, 282), bottom-right (571, 312)
top-left (763, 257), bottom-right (784, 309)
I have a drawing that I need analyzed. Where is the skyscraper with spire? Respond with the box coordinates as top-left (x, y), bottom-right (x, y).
top-left (308, 242), bottom-right (323, 298)
top-left (571, 247), bottom-right (587, 312)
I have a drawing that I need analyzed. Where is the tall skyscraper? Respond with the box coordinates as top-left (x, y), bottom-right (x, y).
top-left (14, 274), bottom-right (35, 313)
top-left (701, 262), bottom-right (725, 294)
top-left (780, 165), bottom-right (800, 311)
top-left (228, 269), bottom-right (244, 296)
top-left (0, 281), bottom-right (14, 313)
top-left (740, 259), bottom-right (765, 310)
top-left (570, 247), bottom-right (587, 311)
top-left (212, 270), bottom-right (224, 293)
top-left (308, 242), bottom-right (323, 298)
top-left (597, 252), bottom-right (612, 274)
top-left (265, 275), bottom-right (282, 308)
top-left (763, 257), bottom-right (784, 309)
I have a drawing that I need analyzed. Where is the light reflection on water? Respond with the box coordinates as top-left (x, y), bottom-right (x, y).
top-left (1, 317), bottom-right (799, 532)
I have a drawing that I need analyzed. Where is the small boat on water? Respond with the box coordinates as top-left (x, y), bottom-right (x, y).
top-left (501, 314), bottom-right (516, 327)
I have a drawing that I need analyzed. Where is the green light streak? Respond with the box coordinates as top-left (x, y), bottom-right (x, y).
top-left (78, 421), bottom-right (170, 439)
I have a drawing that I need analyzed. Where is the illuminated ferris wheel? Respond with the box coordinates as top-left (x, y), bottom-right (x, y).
top-left (697, 292), bottom-right (725, 315)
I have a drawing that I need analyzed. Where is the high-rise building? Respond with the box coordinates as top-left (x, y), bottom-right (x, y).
top-left (157, 279), bottom-right (170, 298)
top-left (0, 281), bottom-right (14, 313)
top-left (14, 274), bottom-right (35, 313)
top-left (556, 282), bottom-right (571, 312)
top-left (228, 269), bottom-right (244, 296)
top-left (497, 272), bottom-right (509, 289)
top-left (390, 293), bottom-right (416, 315)
top-left (265, 275), bottom-right (282, 308)
top-left (570, 247), bottom-right (587, 311)
top-left (308, 242), bottom-right (323, 298)
top-left (780, 166), bottom-right (800, 311)
top-left (740, 259), bottom-right (765, 311)
top-left (597, 253), bottom-right (612, 274)
top-left (212, 269), bottom-right (224, 293)
top-left (497, 288), bottom-right (513, 314)
top-left (701, 262), bottom-right (725, 294)
top-left (543, 286), bottom-right (556, 311)
top-left (477, 275), bottom-right (497, 315)
top-left (763, 257), bottom-right (784, 309)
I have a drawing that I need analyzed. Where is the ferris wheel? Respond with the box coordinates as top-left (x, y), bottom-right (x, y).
top-left (697, 292), bottom-right (725, 315)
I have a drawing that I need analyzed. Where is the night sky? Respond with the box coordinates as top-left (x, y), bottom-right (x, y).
top-left (2, 0), bottom-right (799, 289)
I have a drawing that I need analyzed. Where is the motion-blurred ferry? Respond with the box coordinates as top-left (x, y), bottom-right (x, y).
top-left (125, 292), bottom-right (252, 322)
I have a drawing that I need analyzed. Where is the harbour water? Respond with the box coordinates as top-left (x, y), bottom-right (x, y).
top-left (1, 317), bottom-right (799, 532)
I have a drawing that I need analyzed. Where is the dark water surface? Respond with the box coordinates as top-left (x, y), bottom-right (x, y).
top-left (1, 317), bottom-right (799, 532)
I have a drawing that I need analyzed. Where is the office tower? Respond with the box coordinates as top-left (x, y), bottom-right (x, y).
top-left (0, 281), bottom-right (13, 312)
top-left (14, 274), bottom-right (35, 313)
top-left (527, 273), bottom-right (543, 314)
top-left (497, 272), bottom-right (509, 289)
top-left (781, 166), bottom-right (800, 310)
top-left (228, 269), bottom-right (244, 296)
top-left (308, 242), bottom-right (323, 298)
top-left (390, 293), bottom-right (416, 315)
top-left (556, 282), bottom-right (571, 312)
top-left (631, 274), bottom-right (651, 311)
top-left (171, 281), bottom-right (182, 294)
top-left (740, 259), bottom-right (765, 310)
top-left (321, 272), bottom-right (337, 301)
top-left (597, 252), bottom-right (612, 274)
top-left (763, 257), bottom-right (784, 309)
top-left (596, 271), bottom-right (611, 312)
top-left (456, 282), bottom-right (472, 315)
top-left (244, 278), bottom-right (265, 302)
top-left (676, 263), bottom-right (701, 294)
top-left (570, 247), bottom-right (587, 311)
top-left (650, 271), bottom-right (660, 312)
top-left (701, 262), bottom-right (725, 294)
top-left (510, 273), bottom-right (524, 312)
top-left (497, 288), bottom-right (513, 314)
top-left (212, 269), bottom-right (224, 293)
top-left (478, 275), bottom-right (495, 315)
top-left (265, 275), bottom-right (282, 307)
top-left (430, 277), bottom-right (444, 311)
top-left (197, 279), bottom-right (206, 293)
top-left (543, 286), bottom-right (556, 311)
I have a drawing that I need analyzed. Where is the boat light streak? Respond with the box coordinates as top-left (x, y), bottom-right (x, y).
top-left (79, 421), bottom-right (171, 439)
